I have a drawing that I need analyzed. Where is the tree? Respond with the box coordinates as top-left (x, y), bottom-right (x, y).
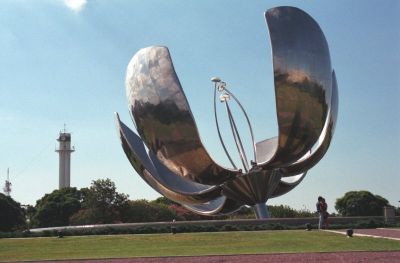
top-left (32, 187), bottom-right (82, 227)
top-left (120, 199), bottom-right (176, 222)
top-left (268, 205), bottom-right (315, 218)
top-left (0, 193), bottom-right (26, 232)
top-left (335, 190), bottom-right (389, 216)
top-left (73, 178), bottom-right (129, 224)
top-left (24, 205), bottom-right (37, 228)
top-left (69, 208), bottom-right (98, 225)
top-left (152, 196), bottom-right (178, 206)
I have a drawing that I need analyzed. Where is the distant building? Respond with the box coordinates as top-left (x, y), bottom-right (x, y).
top-left (55, 131), bottom-right (75, 189)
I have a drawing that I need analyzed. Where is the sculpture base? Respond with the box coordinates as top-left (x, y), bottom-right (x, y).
top-left (253, 203), bottom-right (269, 219)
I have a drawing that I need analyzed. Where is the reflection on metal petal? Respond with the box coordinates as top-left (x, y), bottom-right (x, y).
top-left (116, 113), bottom-right (223, 204)
top-left (126, 46), bottom-right (239, 185)
top-left (271, 172), bottom-right (307, 198)
top-left (260, 6), bottom-right (332, 168)
top-left (183, 196), bottom-right (243, 216)
top-left (331, 70), bottom-right (339, 133)
top-left (280, 173), bottom-right (305, 184)
top-left (255, 137), bottom-right (278, 164)
top-left (279, 70), bottom-right (338, 176)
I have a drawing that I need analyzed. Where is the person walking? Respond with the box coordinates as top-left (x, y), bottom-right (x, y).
top-left (320, 198), bottom-right (329, 229)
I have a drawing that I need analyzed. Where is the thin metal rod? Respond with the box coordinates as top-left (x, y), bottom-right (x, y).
top-left (224, 87), bottom-right (257, 164)
top-left (213, 84), bottom-right (237, 169)
top-left (226, 102), bottom-right (249, 173)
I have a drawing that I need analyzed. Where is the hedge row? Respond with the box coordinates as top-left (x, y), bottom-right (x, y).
top-left (1, 219), bottom-right (398, 238)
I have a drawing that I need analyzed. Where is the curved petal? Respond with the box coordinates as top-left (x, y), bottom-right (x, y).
top-left (125, 46), bottom-right (239, 185)
top-left (260, 6), bottom-right (332, 168)
top-left (115, 113), bottom-right (223, 204)
top-left (255, 137), bottom-right (278, 164)
top-left (183, 196), bottom-right (243, 216)
top-left (279, 70), bottom-right (338, 176)
top-left (270, 172), bottom-right (307, 198)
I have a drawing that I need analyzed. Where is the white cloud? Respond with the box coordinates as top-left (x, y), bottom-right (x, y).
top-left (64, 0), bottom-right (87, 12)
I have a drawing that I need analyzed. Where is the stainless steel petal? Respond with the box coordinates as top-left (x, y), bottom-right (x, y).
top-left (279, 70), bottom-right (338, 176)
top-left (126, 46), bottom-right (239, 185)
top-left (115, 113), bottom-right (222, 204)
top-left (148, 151), bottom-right (221, 195)
top-left (255, 137), bottom-right (278, 164)
top-left (261, 6), bottom-right (332, 168)
top-left (183, 196), bottom-right (243, 216)
top-left (270, 172), bottom-right (307, 198)
top-left (331, 70), bottom-right (339, 134)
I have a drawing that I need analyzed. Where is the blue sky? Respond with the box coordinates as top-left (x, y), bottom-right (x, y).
top-left (0, 0), bottom-right (399, 213)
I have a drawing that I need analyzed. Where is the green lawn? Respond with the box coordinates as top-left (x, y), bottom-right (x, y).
top-left (0, 230), bottom-right (399, 262)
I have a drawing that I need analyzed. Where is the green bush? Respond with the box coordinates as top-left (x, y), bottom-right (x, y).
top-left (2, 216), bottom-right (398, 238)
top-left (220, 225), bottom-right (238, 232)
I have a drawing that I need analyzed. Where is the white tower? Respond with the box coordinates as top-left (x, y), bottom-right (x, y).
top-left (55, 129), bottom-right (75, 189)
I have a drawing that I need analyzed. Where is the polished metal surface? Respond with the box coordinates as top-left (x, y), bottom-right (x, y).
top-left (183, 196), bottom-right (243, 216)
top-left (270, 172), bottom-right (307, 198)
top-left (116, 6), bottom-right (338, 219)
top-left (260, 6), bottom-right (332, 168)
top-left (125, 46), bottom-right (239, 185)
top-left (116, 112), bottom-right (243, 212)
top-left (221, 169), bottom-right (281, 206)
top-left (254, 203), bottom-right (269, 218)
top-left (256, 137), bottom-right (278, 164)
top-left (279, 70), bottom-right (338, 176)
top-left (116, 113), bottom-right (222, 204)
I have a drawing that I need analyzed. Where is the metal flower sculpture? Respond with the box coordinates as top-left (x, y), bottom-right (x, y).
top-left (115, 6), bottom-right (338, 218)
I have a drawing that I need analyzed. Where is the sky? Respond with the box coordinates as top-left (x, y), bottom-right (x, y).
top-left (0, 0), bottom-right (399, 213)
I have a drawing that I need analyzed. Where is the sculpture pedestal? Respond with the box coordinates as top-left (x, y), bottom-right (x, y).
top-left (253, 203), bottom-right (269, 219)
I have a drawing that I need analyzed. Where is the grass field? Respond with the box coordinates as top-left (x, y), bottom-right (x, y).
top-left (0, 230), bottom-right (399, 262)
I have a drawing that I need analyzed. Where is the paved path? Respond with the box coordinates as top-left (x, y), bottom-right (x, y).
top-left (326, 227), bottom-right (400, 241)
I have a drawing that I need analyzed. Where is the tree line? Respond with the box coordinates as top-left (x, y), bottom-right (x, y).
top-left (1, 178), bottom-right (398, 232)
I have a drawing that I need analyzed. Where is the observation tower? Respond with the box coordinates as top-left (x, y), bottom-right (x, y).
top-left (55, 128), bottom-right (75, 189)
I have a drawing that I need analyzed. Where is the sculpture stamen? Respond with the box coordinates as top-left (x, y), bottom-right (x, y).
top-left (213, 78), bottom-right (258, 172)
